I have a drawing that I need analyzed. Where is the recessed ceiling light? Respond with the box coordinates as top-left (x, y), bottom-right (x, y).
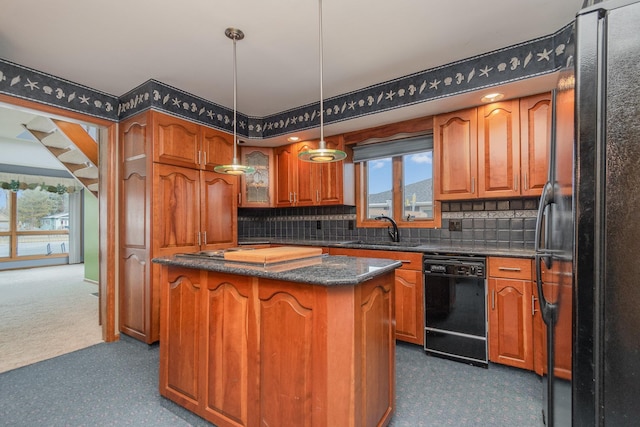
top-left (481, 92), bottom-right (504, 102)
top-left (287, 136), bottom-right (300, 142)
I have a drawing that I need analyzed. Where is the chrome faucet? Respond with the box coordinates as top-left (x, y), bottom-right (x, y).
top-left (375, 215), bottom-right (400, 242)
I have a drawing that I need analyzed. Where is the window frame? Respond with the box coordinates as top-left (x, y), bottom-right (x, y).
top-left (356, 155), bottom-right (441, 229)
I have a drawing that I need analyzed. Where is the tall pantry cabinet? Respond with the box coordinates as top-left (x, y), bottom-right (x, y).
top-left (119, 110), bottom-right (238, 343)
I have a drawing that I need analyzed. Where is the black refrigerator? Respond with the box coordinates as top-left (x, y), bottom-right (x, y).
top-left (536, 0), bottom-right (640, 425)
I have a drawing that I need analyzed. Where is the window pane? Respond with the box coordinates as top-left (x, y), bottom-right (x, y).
top-left (0, 190), bottom-right (9, 231)
top-left (17, 234), bottom-right (69, 256)
top-left (0, 236), bottom-right (9, 257)
top-left (403, 151), bottom-right (433, 220)
top-left (16, 189), bottom-right (69, 231)
top-left (366, 158), bottom-right (393, 219)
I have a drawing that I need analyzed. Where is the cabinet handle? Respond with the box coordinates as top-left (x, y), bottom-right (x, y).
top-left (498, 266), bottom-right (521, 272)
top-left (471, 177), bottom-right (475, 194)
top-left (238, 192), bottom-right (242, 205)
top-left (294, 192), bottom-right (297, 203)
top-left (198, 151), bottom-right (201, 166)
top-left (524, 173), bottom-right (528, 191)
top-left (316, 189), bottom-right (319, 202)
top-left (197, 232), bottom-right (201, 246)
top-left (491, 290), bottom-right (495, 310)
top-left (202, 231), bottom-right (207, 245)
top-left (399, 260), bottom-right (412, 264)
top-left (289, 192), bottom-right (293, 203)
top-left (514, 175), bottom-right (518, 191)
top-left (531, 295), bottom-right (537, 316)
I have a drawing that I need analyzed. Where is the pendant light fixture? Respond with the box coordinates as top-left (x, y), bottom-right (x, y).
top-left (214, 28), bottom-right (255, 175)
top-left (298, 0), bottom-right (347, 163)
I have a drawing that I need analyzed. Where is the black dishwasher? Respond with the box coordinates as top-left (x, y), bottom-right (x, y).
top-left (423, 255), bottom-right (487, 367)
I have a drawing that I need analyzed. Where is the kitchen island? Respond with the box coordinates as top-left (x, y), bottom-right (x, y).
top-left (153, 250), bottom-right (401, 427)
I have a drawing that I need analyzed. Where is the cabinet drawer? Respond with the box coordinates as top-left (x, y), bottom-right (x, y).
top-left (488, 257), bottom-right (532, 280)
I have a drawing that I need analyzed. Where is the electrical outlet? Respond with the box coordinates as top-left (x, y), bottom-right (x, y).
top-left (449, 220), bottom-right (462, 232)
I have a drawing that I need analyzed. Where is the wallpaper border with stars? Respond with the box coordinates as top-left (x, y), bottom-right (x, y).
top-left (1, 22), bottom-right (573, 139)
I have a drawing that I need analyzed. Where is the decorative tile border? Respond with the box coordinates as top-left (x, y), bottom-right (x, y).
top-left (0, 58), bottom-right (119, 121)
top-left (0, 22), bottom-right (573, 134)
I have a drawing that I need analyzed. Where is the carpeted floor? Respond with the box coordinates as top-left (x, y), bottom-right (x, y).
top-left (0, 264), bottom-right (103, 373)
top-left (0, 336), bottom-right (544, 426)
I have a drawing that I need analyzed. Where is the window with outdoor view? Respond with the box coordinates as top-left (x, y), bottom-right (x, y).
top-left (0, 188), bottom-right (70, 259)
top-left (354, 134), bottom-right (440, 228)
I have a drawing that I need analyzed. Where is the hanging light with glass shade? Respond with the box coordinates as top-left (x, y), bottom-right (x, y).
top-left (214, 28), bottom-right (255, 175)
top-left (298, 0), bottom-right (347, 163)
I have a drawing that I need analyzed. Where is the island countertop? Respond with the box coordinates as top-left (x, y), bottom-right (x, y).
top-left (152, 253), bottom-right (402, 286)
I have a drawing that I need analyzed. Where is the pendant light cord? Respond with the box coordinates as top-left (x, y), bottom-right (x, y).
top-left (318, 0), bottom-right (325, 149)
top-left (232, 34), bottom-right (239, 162)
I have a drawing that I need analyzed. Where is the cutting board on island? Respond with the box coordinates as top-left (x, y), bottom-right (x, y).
top-left (223, 246), bottom-right (323, 264)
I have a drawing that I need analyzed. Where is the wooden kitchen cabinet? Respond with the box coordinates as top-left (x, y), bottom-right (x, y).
top-left (519, 93), bottom-right (552, 196)
top-left (159, 263), bottom-right (395, 427)
top-left (119, 110), bottom-right (238, 343)
top-left (239, 146), bottom-right (274, 207)
top-left (329, 247), bottom-right (424, 345)
top-left (275, 136), bottom-right (353, 207)
top-left (434, 92), bottom-right (551, 200)
top-left (487, 257), bottom-right (534, 370)
top-left (533, 259), bottom-right (572, 380)
top-left (274, 144), bottom-right (296, 206)
top-left (152, 111), bottom-right (233, 170)
top-left (477, 99), bottom-right (521, 198)
top-left (434, 107), bottom-right (478, 200)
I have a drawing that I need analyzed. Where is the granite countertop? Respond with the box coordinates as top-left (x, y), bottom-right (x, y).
top-left (240, 239), bottom-right (535, 259)
top-left (152, 254), bottom-right (402, 286)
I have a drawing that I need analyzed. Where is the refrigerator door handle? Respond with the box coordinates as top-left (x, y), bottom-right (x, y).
top-left (534, 180), bottom-right (558, 327)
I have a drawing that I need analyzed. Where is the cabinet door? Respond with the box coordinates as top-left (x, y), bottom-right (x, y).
top-left (159, 266), bottom-right (204, 406)
top-left (520, 93), bottom-right (551, 196)
top-left (533, 260), bottom-right (572, 380)
top-left (294, 141), bottom-right (320, 206)
top-left (201, 126), bottom-right (234, 170)
top-left (200, 171), bottom-right (238, 249)
top-left (394, 268), bottom-right (424, 346)
top-left (274, 144), bottom-right (296, 206)
top-left (240, 147), bottom-right (274, 207)
top-left (488, 277), bottom-right (534, 370)
top-left (318, 136), bottom-right (345, 205)
top-left (153, 164), bottom-right (201, 256)
top-left (477, 100), bottom-right (521, 198)
top-left (434, 108), bottom-right (478, 200)
top-left (152, 112), bottom-right (200, 169)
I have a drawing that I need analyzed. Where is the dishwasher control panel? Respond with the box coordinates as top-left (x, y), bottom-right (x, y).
top-left (423, 256), bottom-right (485, 278)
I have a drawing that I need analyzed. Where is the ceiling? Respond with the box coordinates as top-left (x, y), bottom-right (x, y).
top-left (0, 0), bottom-right (584, 147)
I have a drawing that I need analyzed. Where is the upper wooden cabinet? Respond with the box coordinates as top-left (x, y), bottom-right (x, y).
top-left (239, 146), bottom-right (275, 207)
top-left (434, 108), bottom-right (478, 200)
top-left (151, 111), bottom-right (233, 170)
top-left (478, 99), bottom-right (521, 198)
top-left (520, 93), bottom-right (552, 196)
top-left (435, 92), bottom-right (552, 200)
top-left (275, 135), bottom-right (353, 207)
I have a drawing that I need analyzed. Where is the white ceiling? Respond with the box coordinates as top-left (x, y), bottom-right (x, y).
top-left (0, 0), bottom-right (583, 149)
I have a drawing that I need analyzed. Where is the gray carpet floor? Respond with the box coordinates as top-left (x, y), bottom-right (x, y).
top-left (0, 336), bottom-right (543, 426)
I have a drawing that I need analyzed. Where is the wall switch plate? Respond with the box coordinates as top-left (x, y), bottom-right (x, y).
top-left (449, 220), bottom-right (462, 232)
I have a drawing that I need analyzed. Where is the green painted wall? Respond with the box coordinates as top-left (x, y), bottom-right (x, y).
top-left (83, 191), bottom-right (99, 282)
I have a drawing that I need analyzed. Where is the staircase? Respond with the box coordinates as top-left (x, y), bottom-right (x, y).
top-left (23, 116), bottom-right (99, 197)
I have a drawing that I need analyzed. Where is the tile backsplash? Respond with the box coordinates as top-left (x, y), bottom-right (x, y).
top-left (238, 198), bottom-right (539, 250)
